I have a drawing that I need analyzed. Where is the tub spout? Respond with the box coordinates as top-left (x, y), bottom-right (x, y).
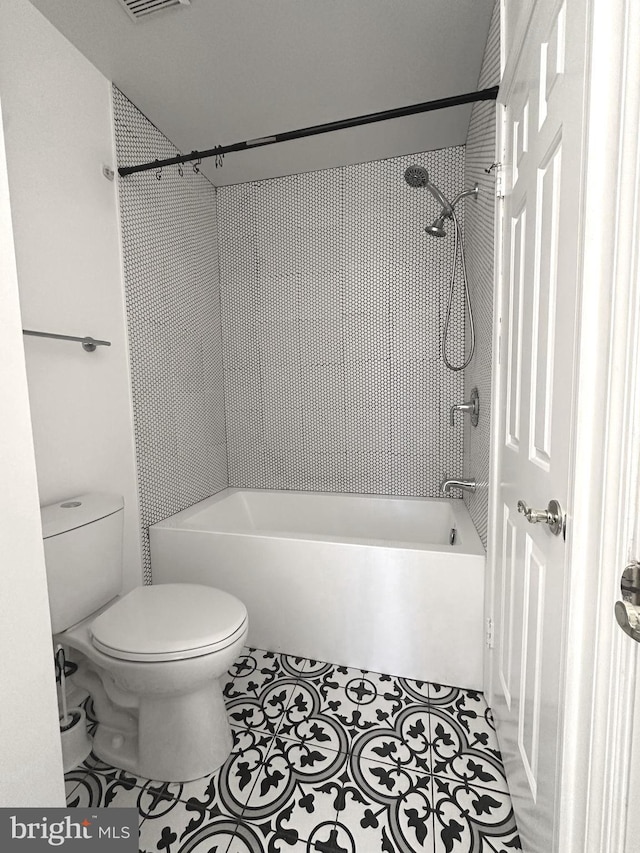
top-left (441, 478), bottom-right (476, 495)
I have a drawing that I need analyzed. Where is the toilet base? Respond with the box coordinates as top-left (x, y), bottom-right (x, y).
top-left (92, 678), bottom-right (233, 782)
top-left (60, 607), bottom-right (247, 783)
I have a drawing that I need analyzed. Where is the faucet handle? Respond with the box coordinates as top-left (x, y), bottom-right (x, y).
top-left (450, 387), bottom-right (480, 427)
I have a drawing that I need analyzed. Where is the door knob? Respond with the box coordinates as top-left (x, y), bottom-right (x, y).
top-left (517, 498), bottom-right (565, 536)
top-left (615, 601), bottom-right (640, 641)
top-left (615, 561), bottom-right (640, 642)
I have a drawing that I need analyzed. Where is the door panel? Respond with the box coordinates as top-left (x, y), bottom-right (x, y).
top-left (506, 202), bottom-right (526, 448)
top-left (530, 139), bottom-right (561, 468)
top-left (498, 506), bottom-right (517, 709)
top-left (491, 0), bottom-right (587, 849)
top-left (538, 3), bottom-right (565, 127)
top-left (519, 532), bottom-right (545, 799)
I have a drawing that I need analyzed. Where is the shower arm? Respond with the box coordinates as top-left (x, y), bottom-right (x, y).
top-left (431, 185), bottom-right (478, 222)
top-left (449, 184), bottom-right (480, 212)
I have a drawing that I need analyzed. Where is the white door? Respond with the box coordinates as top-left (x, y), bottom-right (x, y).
top-left (490, 0), bottom-right (588, 850)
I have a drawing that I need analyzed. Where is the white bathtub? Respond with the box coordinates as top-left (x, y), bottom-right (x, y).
top-left (150, 488), bottom-right (485, 688)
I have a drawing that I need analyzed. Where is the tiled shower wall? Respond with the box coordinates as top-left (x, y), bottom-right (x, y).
top-left (217, 149), bottom-right (466, 496)
top-left (113, 88), bottom-right (227, 582)
top-left (463, 0), bottom-right (501, 548)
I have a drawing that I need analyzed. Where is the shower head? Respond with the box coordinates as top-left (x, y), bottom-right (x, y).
top-left (403, 165), bottom-right (453, 217)
top-left (425, 216), bottom-right (447, 238)
top-left (404, 164), bottom-right (431, 188)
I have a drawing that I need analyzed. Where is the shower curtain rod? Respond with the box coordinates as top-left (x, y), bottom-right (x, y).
top-left (117, 85), bottom-right (499, 177)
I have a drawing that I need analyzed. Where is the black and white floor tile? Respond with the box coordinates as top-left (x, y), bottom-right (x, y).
top-left (65, 648), bottom-right (520, 852)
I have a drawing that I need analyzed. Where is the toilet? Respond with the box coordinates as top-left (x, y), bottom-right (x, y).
top-left (41, 492), bottom-right (248, 782)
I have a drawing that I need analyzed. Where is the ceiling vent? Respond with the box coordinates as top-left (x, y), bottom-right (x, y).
top-left (118, 0), bottom-right (191, 21)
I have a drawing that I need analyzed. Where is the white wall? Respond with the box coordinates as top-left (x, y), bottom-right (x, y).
top-left (26, 0), bottom-right (495, 186)
top-left (0, 0), bottom-right (142, 592)
top-left (0, 96), bottom-right (65, 807)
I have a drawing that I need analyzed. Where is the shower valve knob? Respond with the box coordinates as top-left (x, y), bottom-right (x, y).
top-left (450, 387), bottom-right (480, 427)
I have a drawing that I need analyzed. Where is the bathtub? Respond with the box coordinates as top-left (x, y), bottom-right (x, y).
top-left (150, 488), bottom-right (485, 688)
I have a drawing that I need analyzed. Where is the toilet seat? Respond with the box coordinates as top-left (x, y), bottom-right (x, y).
top-left (90, 583), bottom-right (248, 662)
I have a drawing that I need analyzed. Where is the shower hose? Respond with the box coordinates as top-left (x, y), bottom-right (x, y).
top-left (442, 208), bottom-right (476, 371)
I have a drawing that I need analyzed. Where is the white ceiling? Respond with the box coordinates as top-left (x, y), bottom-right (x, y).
top-left (27, 0), bottom-right (496, 185)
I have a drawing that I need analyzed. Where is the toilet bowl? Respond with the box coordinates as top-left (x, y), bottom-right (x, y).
top-left (42, 494), bottom-right (248, 782)
top-left (58, 584), bottom-right (247, 782)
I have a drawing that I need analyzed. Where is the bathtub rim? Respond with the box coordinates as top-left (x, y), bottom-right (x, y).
top-left (150, 487), bottom-right (485, 556)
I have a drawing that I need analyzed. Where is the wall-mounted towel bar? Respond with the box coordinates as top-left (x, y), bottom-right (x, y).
top-left (22, 329), bottom-right (111, 353)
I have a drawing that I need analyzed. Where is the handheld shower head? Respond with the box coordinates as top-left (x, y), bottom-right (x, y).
top-left (425, 216), bottom-right (447, 238)
top-left (404, 165), bottom-right (454, 217)
top-left (404, 168), bottom-right (480, 371)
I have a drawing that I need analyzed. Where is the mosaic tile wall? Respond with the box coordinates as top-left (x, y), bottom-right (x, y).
top-left (112, 87), bottom-right (228, 582)
top-left (217, 148), bottom-right (466, 496)
top-left (463, 0), bottom-right (501, 548)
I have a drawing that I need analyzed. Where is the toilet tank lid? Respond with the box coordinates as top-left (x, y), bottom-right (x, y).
top-left (41, 493), bottom-right (124, 539)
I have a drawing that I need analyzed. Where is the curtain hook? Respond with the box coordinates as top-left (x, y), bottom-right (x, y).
top-left (193, 157), bottom-right (201, 174)
top-left (156, 166), bottom-right (162, 180)
top-left (178, 162), bottom-right (183, 177)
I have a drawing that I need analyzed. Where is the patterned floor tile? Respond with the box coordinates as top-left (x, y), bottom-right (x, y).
top-left (315, 681), bottom-right (411, 748)
top-left (66, 650), bottom-right (519, 852)
top-left (152, 727), bottom-right (273, 813)
top-left (427, 684), bottom-right (500, 756)
top-left (397, 677), bottom-right (432, 705)
top-left (224, 647), bottom-right (302, 738)
top-left (64, 767), bottom-right (148, 811)
top-left (353, 705), bottom-right (433, 775)
top-left (296, 658), bottom-right (339, 680)
top-left (239, 736), bottom-right (347, 844)
top-left (331, 751), bottom-right (435, 852)
top-left (225, 647), bottom-right (309, 699)
top-left (298, 661), bottom-right (441, 747)
top-left (65, 778), bottom-right (81, 804)
top-left (276, 680), bottom-right (351, 754)
top-left (426, 686), bottom-right (506, 791)
top-left (226, 821), bottom-right (312, 852)
top-left (230, 815), bottom-right (338, 852)
top-left (139, 800), bottom-right (239, 853)
top-left (431, 776), bottom-right (521, 852)
top-left (298, 659), bottom-right (401, 700)
top-left (226, 679), bottom-right (298, 737)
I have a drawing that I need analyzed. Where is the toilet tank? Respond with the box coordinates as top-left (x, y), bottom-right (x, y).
top-left (41, 493), bottom-right (124, 634)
